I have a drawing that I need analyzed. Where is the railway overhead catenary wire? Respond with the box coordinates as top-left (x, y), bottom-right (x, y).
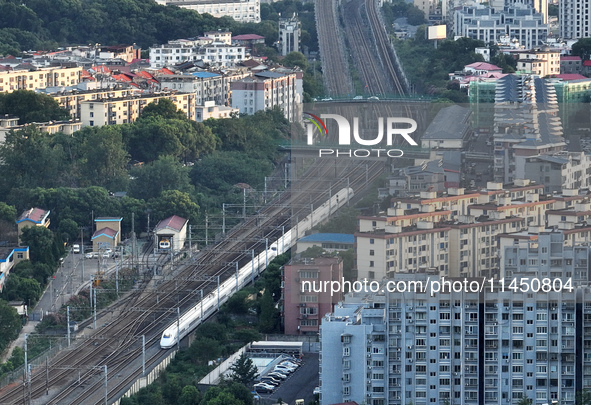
top-left (315, 0), bottom-right (354, 96)
top-left (0, 159), bottom-right (385, 405)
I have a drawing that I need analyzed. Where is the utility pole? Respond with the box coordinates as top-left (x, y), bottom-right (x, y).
top-left (205, 213), bottom-right (209, 246)
top-left (93, 286), bottom-right (97, 330)
top-left (81, 227), bottom-right (85, 282)
top-left (200, 289), bottom-right (204, 321)
top-left (243, 188), bottom-right (246, 218)
top-left (67, 306), bottom-right (70, 347)
top-left (188, 225), bottom-right (192, 258)
top-left (176, 307), bottom-right (180, 349)
top-left (217, 275), bottom-right (220, 310)
top-left (222, 204), bottom-right (226, 235)
top-left (251, 249), bottom-right (255, 284)
top-left (142, 335), bottom-right (146, 376)
top-left (104, 365), bottom-right (108, 405)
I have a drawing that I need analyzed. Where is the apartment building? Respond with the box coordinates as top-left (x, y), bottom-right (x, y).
top-left (500, 226), bottom-right (591, 281)
top-left (561, 56), bottom-right (582, 74)
top-left (278, 14), bottom-right (301, 56)
top-left (320, 282), bottom-right (586, 405)
top-left (195, 100), bottom-right (238, 121)
top-left (159, 69), bottom-right (250, 106)
top-left (454, 5), bottom-right (548, 50)
top-left (149, 40), bottom-right (247, 68)
top-left (231, 71), bottom-right (301, 122)
top-left (492, 75), bottom-right (565, 184)
top-left (560, 0), bottom-right (591, 39)
top-left (155, 0), bottom-right (261, 23)
top-left (49, 88), bottom-right (138, 119)
top-left (0, 66), bottom-right (82, 93)
top-left (516, 151), bottom-right (591, 194)
top-left (515, 48), bottom-right (561, 77)
top-left (79, 92), bottom-right (196, 127)
top-left (282, 256), bottom-right (343, 335)
top-left (355, 182), bottom-right (555, 280)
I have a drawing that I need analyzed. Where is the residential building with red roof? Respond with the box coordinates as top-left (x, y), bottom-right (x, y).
top-left (560, 55), bottom-right (582, 74)
top-left (17, 208), bottom-right (50, 244)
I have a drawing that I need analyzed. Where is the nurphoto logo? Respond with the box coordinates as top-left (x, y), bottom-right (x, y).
top-left (303, 112), bottom-right (418, 158)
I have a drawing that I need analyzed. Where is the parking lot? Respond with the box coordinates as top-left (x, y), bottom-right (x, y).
top-left (255, 353), bottom-right (319, 405)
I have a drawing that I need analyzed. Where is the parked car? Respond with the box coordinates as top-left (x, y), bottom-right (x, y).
top-left (260, 377), bottom-right (280, 386)
top-left (268, 372), bottom-right (287, 380)
top-left (273, 366), bottom-right (293, 374)
top-left (73, 244), bottom-right (80, 254)
top-left (253, 383), bottom-right (274, 393)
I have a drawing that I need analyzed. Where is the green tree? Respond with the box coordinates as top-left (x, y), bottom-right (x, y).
top-left (78, 125), bottom-right (129, 191)
top-left (178, 385), bottom-right (201, 405)
top-left (0, 275), bottom-right (42, 306)
top-left (129, 156), bottom-right (194, 201)
top-left (140, 98), bottom-right (188, 120)
top-left (577, 389), bottom-right (591, 405)
top-left (148, 190), bottom-right (200, 224)
top-left (0, 300), bottom-right (22, 353)
top-left (282, 51), bottom-right (308, 70)
top-left (187, 337), bottom-right (221, 364)
top-left (0, 126), bottom-right (66, 193)
top-left (58, 218), bottom-right (79, 243)
top-left (20, 226), bottom-right (58, 264)
top-left (228, 352), bottom-right (258, 385)
top-left (0, 202), bottom-right (17, 222)
top-left (0, 90), bottom-right (70, 124)
top-left (233, 328), bottom-right (261, 344)
top-left (258, 288), bottom-right (279, 333)
top-left (572, 38), bottom-right (591, 61)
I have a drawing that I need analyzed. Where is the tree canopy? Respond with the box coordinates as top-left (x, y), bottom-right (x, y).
top-left (0, 90), bottom-right (70, 124)
top-left (572, 38), bottom-right (591, 61)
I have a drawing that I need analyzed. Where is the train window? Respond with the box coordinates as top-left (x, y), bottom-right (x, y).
top-left (163, 333), bottom-right (171, 338)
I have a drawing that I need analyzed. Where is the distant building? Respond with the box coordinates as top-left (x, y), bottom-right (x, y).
top-left (420, 105), bottom-right (472, 149)
top-left (204, 31), bottom-right (232, 45)
top-left (80, 92), bottom-right (197, 127)
top-left (454, 5), bottom-right (548, 50)
top-left (515, 151), bottom-right (591, 194)
top-left (282, 256), bottom-right (343, 335)
top-left (153, 215), bottom-right (188, 252)
top-left (231, 71), bottom-right (302, 122)
top-left (156, 0), bottom-right (261, 23)
top-left (92, 217), bottom-right (122, 252)
top-left (515, 48), bottom-right (560, 77)
top-left (278, 14), bottom-right (301, 56)
top-left (560, 55), bottom-right (582, 74)
top-left (17, 208), bottom-right (50, 244)
top-left (0, 66), bottom-right (82, 93)
top-left (0, 247), bottom-right (29, 292)
top-left (295, 233), bottom-right (355, 254)
top-left (231, 34), bottom-right (265, 48)
top-left (560, 0), bottom-right (591, 39)
top-left (195, 101), bottom-right (238, 121)
top-left (149, 39), bottom-right (247, 69)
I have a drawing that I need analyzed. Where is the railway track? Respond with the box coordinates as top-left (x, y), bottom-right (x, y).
top-left (0, 159), bottom-right (386, 405)
top-left (315, 0), bottom-right (354, 96)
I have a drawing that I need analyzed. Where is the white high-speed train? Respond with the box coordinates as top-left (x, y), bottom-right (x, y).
top-left (160, 187), bottom-right (354, 349)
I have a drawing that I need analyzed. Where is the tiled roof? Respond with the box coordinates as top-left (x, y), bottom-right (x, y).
top-left (551, 73), bottom-right (588, 81)
top-left (465, 62), bottom-right (502, 71)
top-left (17, 208), bottom-right (49, 224)
top-left (154, 215), bottom-right (188, 232)
top-left (91, 227), bottom-right (118, 239)
top-left (583, 60), bottom-right (591, 67)
top-left (560, 56), bottom-right (581, 61)
top-left (232, 34), bottom-right (265, 40)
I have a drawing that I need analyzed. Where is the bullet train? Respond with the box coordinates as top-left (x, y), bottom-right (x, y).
top-left (160, 187), bottom-right (354, 349)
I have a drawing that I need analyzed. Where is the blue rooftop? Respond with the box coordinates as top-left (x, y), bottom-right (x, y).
top-left (298, 233), bottom-right (354, 244)
top-left (191, 72), bottom-right (220, 78)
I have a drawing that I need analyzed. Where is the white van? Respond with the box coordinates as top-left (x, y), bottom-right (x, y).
top-left (73, 244), bottom-right (80, 253)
